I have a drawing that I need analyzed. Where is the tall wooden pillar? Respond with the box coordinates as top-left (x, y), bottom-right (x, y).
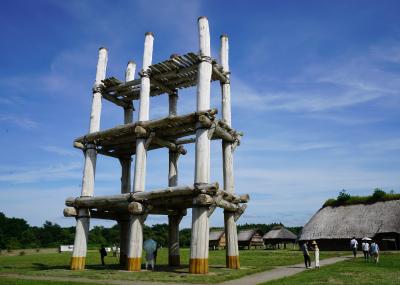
top-left (168, 92), bottom-right (181, 266)
top-left (71, 47), bottom-right (108, 270)
top-left (220, 35), bottom-right (240, 269)
top-left (119, 61), bottom-right (136, 267)
top-left (127, 32), bottom-right (154, 271)
top-left (189, 16), bottom-right (212, 274)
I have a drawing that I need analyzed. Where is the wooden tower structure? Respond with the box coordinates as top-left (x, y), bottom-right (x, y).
top-left (64, 17), bottom-right (248, 274)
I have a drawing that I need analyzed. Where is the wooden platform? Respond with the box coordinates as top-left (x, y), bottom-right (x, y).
top-left (65, 183), bottom-right (248, 220)
top-left (101, 52), bottom-right (228, 108)
top-left (74, 109), bottom-right (242, 159)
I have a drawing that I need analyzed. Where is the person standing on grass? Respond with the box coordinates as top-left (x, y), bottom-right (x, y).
top-left (99, 245), bottom-right (107, 266)
top-left (301, 241), bottom-right (311, 268)
top-left (362, 240), bottom-right (370, 261)
top-left (312, 240), bottom-right (320, 268)
top-left (350, 237), bottom-right (358, 258)
top-left (370, 240), bottom-right (380, 263)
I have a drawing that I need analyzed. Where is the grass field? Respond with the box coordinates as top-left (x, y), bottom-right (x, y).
top-left (262, 252), bottom-right (400, 285)
top-left (0, 248), bottom-right (347, 284)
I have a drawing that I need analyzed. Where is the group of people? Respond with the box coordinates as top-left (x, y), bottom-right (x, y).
top-left (350, 237), bottom-right (380, 263)
top-left (99, 241), bottom-right (160, 270)
top-left (301, 240), bottom-right (319, 269)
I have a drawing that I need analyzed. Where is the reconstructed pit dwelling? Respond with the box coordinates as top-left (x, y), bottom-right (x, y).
top-left (64, 17), bottom-right (249, 274)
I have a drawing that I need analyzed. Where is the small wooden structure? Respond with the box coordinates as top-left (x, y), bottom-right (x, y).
top-left (209, 230), bottom-right (226, 250)
top-left (238, 229), bottom-right (264, 249)
top-left (263, 227), bottom-right (297, 249)
top-left (64, 17), bottom-right (248, 274)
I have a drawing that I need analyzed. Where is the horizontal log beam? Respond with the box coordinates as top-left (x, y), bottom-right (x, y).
top-left (212, 64), bottom-right (228, 83)
top-left (151, 78), bottom-right (176, 94)
top-left (102, 93), bottom-right (131, 108)
top-left (74, 109), bottom-right (217, 145)
top-left (198, 115), bottom-right (238, 142)
top-left (65, 183), bottom-right (219, 208)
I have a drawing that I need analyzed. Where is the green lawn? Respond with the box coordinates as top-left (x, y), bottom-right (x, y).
top-left (262, 252), bottom-right (400, 285)
top-left (0, 248), bottom-right (346, 284)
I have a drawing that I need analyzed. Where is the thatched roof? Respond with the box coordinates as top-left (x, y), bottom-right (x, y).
top-left (238, 229), bottom-right (263, 241)
top-left (299, 200), bottom-right (400, 241)
top-left (263, 227), bottom-right (297, 241)
top-left (209, 230), bottom-right (224, 241)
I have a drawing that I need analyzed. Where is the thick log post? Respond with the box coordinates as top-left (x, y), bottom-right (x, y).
top-left (220, 35), bottom-right (240, 269)
top-left (71, 47), bottom-right (108, 270)
top-left (127, 32), bottom-right (154, 271)
top-left (119, 61), bottom-right (136, 267)
top-left (190, 16), bottom-right (212, 274)
top-left (168, 91), bottom-right (181, 266)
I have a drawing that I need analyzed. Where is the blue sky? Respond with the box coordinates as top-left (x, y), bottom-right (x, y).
top-left (1, 0), bottom-right (399, 229)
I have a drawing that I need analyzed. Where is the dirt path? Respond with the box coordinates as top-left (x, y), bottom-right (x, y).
top-left (219, 256), bottom-right (351, 285)
top-left (0, 256), bottom-right (351, 285)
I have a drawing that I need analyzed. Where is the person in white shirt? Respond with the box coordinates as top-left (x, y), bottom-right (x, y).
top-left (350, 237), bottom-right (358, 258)
top-left (312, 240), bottom-right (320, 268)
top-left (361, 241), bottom-right (370, 261)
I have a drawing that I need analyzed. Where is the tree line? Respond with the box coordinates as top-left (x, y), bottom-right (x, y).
top-left (0, 212), bottom-right (301, 250)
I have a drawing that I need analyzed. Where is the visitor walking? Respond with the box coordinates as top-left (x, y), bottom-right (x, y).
top-left (143, 239), bottom-right (157, 270)
top-left (301, 241), bottom-right (311, 268)
top-left (112, 243), bottom-right (117, 257)
top-left (370, 240), bottom-right (380, 263)
top-left (99, 245), bottom-right (107, 266)
top-left (350, 237), bottom-right (358, 258)
top-left (362, 240), bottom-right (370, 261)
top-left (312, 240), bottom-right (320, 268)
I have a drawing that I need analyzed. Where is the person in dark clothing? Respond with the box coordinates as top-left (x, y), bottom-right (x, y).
top-left (153, 244), bottom-right (161, 268)
top-left (99, 244), bottom-right (107, 266)
top-left (301, 242), bottom-right (311, 268)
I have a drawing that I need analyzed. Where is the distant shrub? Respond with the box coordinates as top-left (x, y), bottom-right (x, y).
top-left (372, 188), bottom-right (386, 200)
top-left (337, 190), bottom-right (351, 203)
top-left (323, 189), bottom-right (400, 208)
top-left (19, 251), bottom-right (25, 256)
top-left (36, 248), bottom-right (40, 253)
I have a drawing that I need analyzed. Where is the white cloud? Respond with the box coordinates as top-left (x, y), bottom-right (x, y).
top-left (0, 114), bottom-right (38, 129)
top-left (0, 163), bottom-right (81, 184)
top-left (243, 138), bottom-right (340, 152)
top-left (231, 42), bottom-right (400, 114)
top-left (40, 146), bottom-right (79, 157)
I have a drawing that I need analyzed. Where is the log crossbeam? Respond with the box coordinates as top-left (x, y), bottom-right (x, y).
top-left (64, 183), bottom-right (248, 218)
top-left (72, 109), bottom-right (242, 159)
top-left (100, 52), bottom-right (229, 106)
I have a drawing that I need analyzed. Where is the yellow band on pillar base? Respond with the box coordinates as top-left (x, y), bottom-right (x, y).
top-left (126, 257), bottom-right (141, 271)
top-left (70, 256), bottom-right (86, 270)
top-left (189, 258), bottom-right (209, 274)
top-left (226, 255), bottom-right (240, 269)
top-left (168, 254), bottom-right (180, 266)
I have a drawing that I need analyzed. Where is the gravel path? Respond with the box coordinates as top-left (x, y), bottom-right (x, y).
top-left (0, 256), bottom-right (351, 285)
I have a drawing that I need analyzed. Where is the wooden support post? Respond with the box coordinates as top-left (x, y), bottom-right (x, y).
top-left (71, 47), bottom-right (108, 270)
top-left (168, 91), bottom-right (181, 266)
top-left (127, 32), bottom-right (154, 271)
top-left (220, 34), bottom-right (240, 269)
top-left (119, 61), bottom-right (136, 267)
top-left (190, 17), bottom-right (211, 274)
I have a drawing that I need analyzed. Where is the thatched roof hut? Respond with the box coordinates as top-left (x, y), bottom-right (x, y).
top-left (209, 230), bottom-right (225, 250)
top-left (238, 229), bottom-right (264, 249)
top-left (299, 200), bottom-right (400, 250)
top-left (263, 227), bottom-right (297, 249)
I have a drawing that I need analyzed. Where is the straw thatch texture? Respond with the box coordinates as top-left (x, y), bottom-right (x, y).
top-left (299, 200), bottom-right (400, 250)
top-left (263, 227), bottom-right (297, 241)
top-left (209, 230), bottom-right (225, 241)
top-left (238, 229), bottom-right (264, 249)
top-left (209, 230), bottom-right (225, 249)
